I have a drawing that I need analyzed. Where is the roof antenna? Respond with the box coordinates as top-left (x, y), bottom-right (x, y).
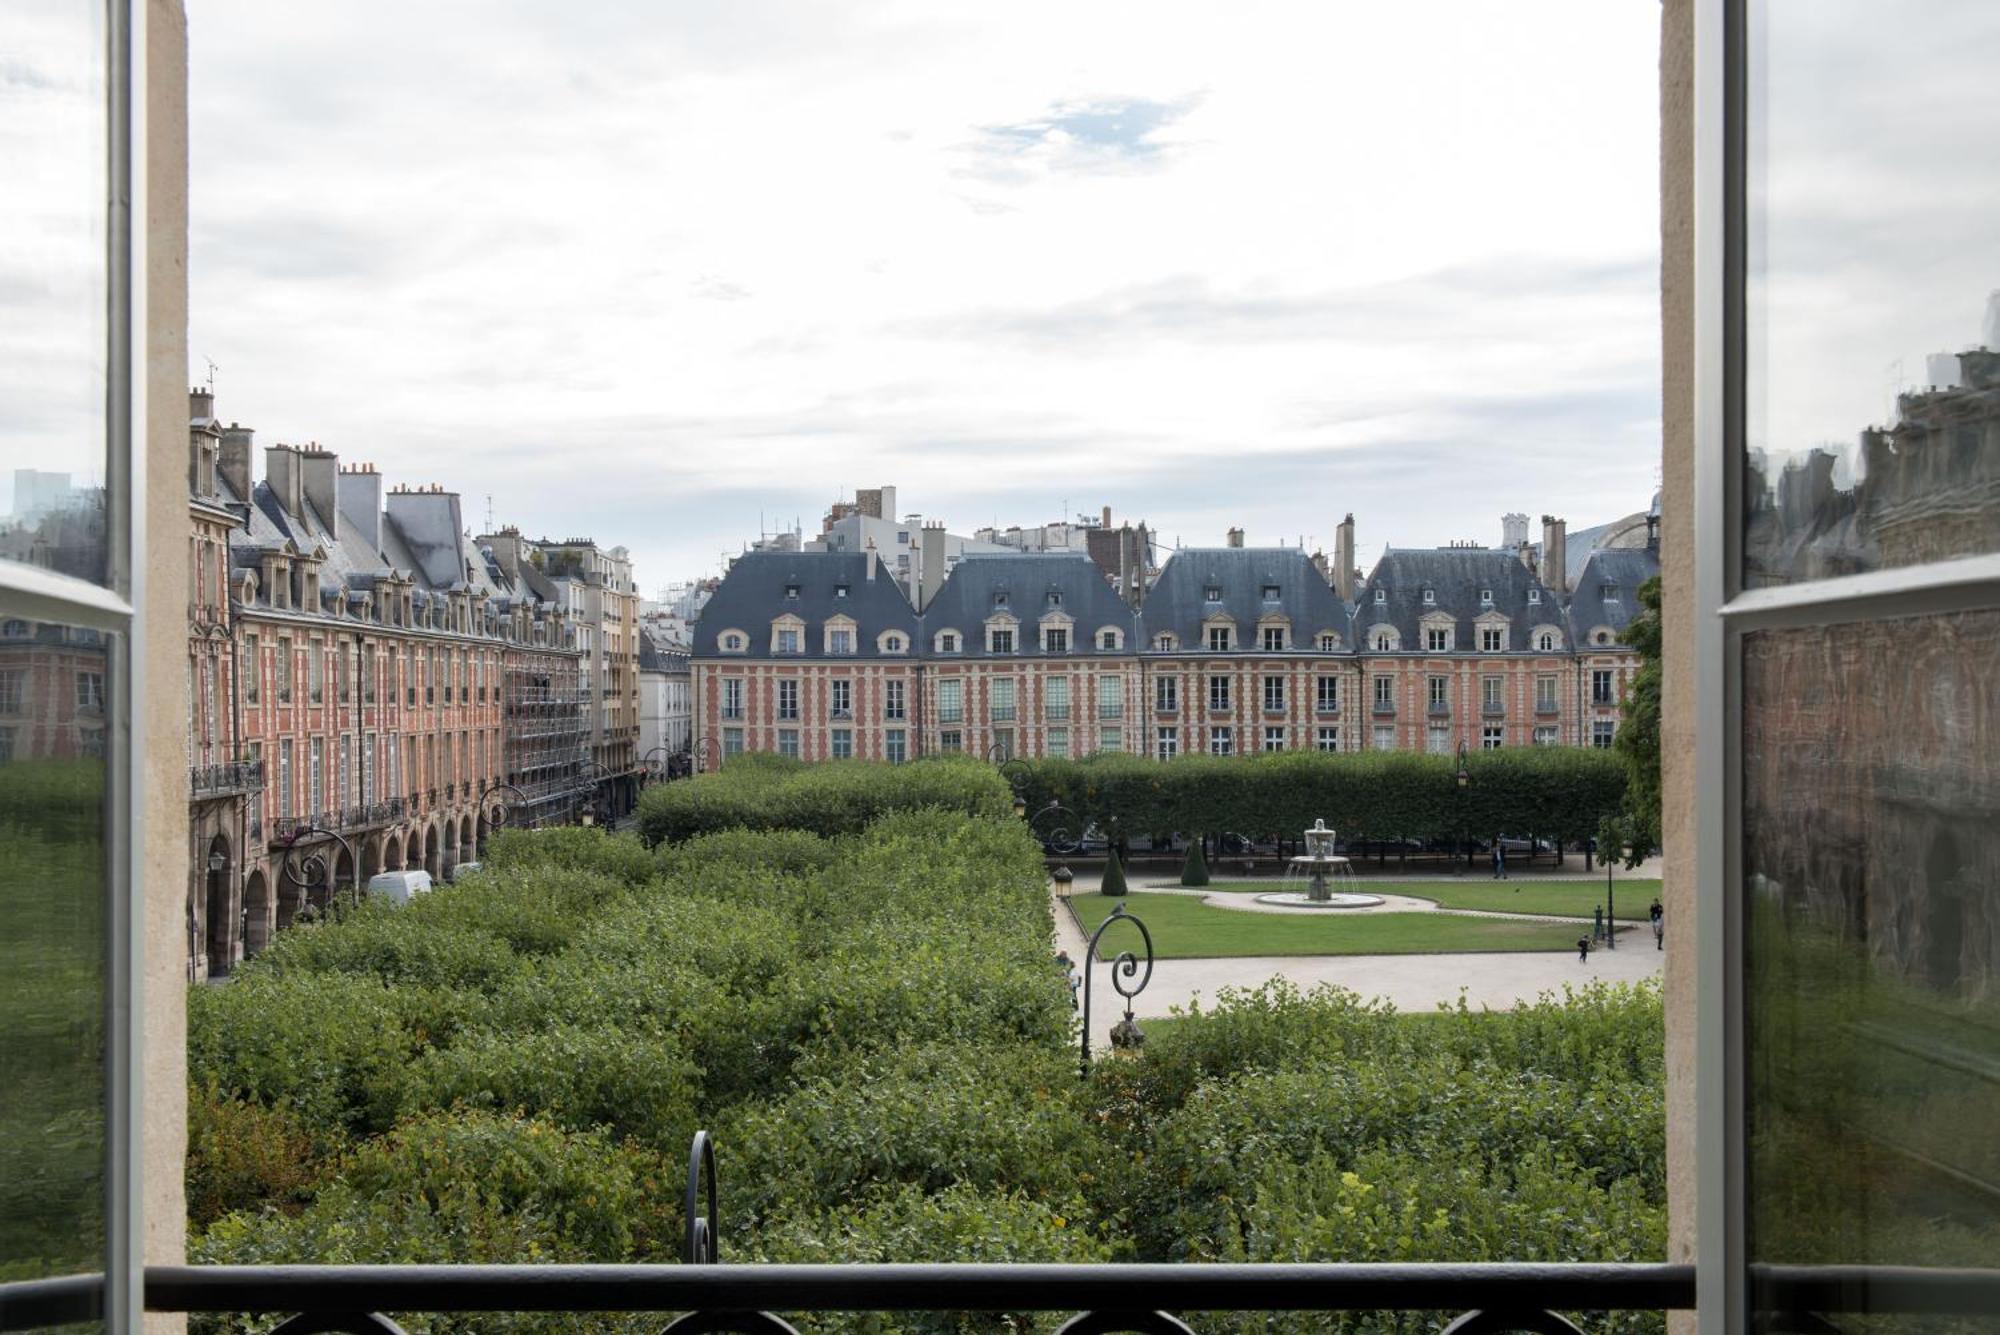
top-left (202, 356), bottom-right (219, 392)
top-left (484, 494), bottom-right (494, 534)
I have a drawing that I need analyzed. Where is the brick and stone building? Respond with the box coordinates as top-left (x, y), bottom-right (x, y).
top-left (693, 521), bottom-right (1658, 767)
top-left (183, 391), bottom-right (591, 981)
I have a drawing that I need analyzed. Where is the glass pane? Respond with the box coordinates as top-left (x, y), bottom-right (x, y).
top-left (0, 2), bottom-right (110, 586)
top-left (0, 615), bottom-right (109, 1320)
top-left (1743, 609), bottom-right (2000, 1322)
top-left (1743, 2), bottom-right (2000, 588)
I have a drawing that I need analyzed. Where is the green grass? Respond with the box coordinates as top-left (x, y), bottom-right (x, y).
top-left (1159, 878), bottom-right (1661, 921)
top-left (1070, 891), bottom-right (1618, 959)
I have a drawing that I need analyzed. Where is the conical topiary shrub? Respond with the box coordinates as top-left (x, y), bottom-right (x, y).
top-left (1181, 837), bottom-right (1210, 887)
top-left (1100, 846), bottom-right (1128, 896)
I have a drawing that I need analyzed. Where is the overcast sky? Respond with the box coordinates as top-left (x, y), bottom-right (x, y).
top-left (175, 0), bottom-right (1669, 589)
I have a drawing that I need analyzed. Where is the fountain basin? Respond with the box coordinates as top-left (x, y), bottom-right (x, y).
top-left (1253, 890), bottom-right (1386, 909)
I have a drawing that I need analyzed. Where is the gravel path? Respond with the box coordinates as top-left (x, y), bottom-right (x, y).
top-left (1051, 883), bottom-right (1664, 1050)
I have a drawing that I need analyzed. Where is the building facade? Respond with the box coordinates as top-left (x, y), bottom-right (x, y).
top-left (183, 391), bottom-right (594, 981)
top-left (637, 633), bottom-right (692, 771)
top-left (693, 537), bottom-right (1657, 768)
top-left (535, 538), bottom-right (643, 818)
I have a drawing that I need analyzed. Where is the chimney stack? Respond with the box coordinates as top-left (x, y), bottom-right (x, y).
top-left (864, 540), bottom-right (879, 581)
top-left (1541, 515), bottom-right (1568, 595)
top-left (265, 444), bottom-right (305, 519)
top-left (919, 522), bottom-right (948, 611)
top-left (189, 386), bottom-right (214, 421)
top-left (1333, 514), bottom-right (1356, 601)
top-left (301, 448), bottom-right (339, 540)
top-left (1101, 505), bottom-right (1112, 529)
top-left (1502, 512), bottom-right (1529, 551)
top-left (218, 423), bottom-right (254, 499)
top-left (1227, 526), bottom-right (1245, 548)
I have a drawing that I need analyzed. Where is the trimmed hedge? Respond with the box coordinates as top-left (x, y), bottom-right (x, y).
top-left (189, 758), bottom-right (1665, 1332)
top-left (635, 756), bottom-right (1013, 844)
top-left (1011, 747), bottom-right (1626, 848)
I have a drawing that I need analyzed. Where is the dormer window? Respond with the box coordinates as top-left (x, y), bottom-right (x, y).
top-left (1261, 626), bottom-right (1286, 651)
top-left (1374, 589), bottom-right (1387, 604)
top-left (1207, 626), bottom-right (1232, 652)
top-left (1047, 591), bottom-right (1063, 609)
top-left (1528, 589), bottom-right (1542, 604)
top-left (937, 631), bottom-right (960, 653)
top-left (1261, 584), bottom-right (1280, 602)
top-left (1043, 626), bottom-right (1069, 653)
top-left (1602, 583), bottom-right (1621, 600)
top-left (1374, 632), bottom-right (1394, 651)
top-left (1426, 627), bottom-right (1450, 652)
top-left (777, 628), bottom-right (800, 653)
top-left (989, 627), bottom-right (1015, 653)
top-left (785, 584), bottom-right (800, 599)
top-left (1317, 633), bottom-right (1339, 651)
top-left (1204, 585), bottom-right (1223, 602)
top-left (828, 627), bottom-right (855, 655)
top-left (1153, 633), bottom-right (1177, 651)
top-left (994, 592), bottom-right (1009, 608)
top-left (1422, 588), bottom-right (1436, 605)
top-left (1098, 629), bottom-right (1121, 651)
top-left (835, 584), bottom-right (850, 598)
top-left (1480, 589), bottom-right (1493, 605)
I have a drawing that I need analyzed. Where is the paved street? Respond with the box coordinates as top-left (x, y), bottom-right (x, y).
top-left (1053, 884), bottom-right (1665, 1049)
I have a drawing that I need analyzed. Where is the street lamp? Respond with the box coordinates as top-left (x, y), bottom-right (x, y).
top-left (575, 759), bottom-right (612, 828)
top-left (641, 746), bottom-right (673, 787)
top-left (476, 782), bottom-right (527, 851)
top-left (280, 822), bottom-right (359, 915)
top-left (690, 733), bottom-right (723, 776)
top-left (1454, 740), bottom-right (1471, 876)
top-left (1079, 902), bottom-right (1155, 1078)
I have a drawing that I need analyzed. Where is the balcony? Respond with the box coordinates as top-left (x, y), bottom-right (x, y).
top-left (1482, 700), bottom-right (1507, 718)
top-left (189, 759), bottom-right (263, 799)
top-left (1427, 702), bottom-right (1451, 718)
top-left (1536, 699), bottom-right (1561, 715)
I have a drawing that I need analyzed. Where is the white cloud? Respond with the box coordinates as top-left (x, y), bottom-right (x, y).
top-left (175, 0), bottom-right (1665, 583)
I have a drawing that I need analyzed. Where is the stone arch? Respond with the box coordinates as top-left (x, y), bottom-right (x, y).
top-left (203, 834), bottom-right (234, 978)
top-left (460, 814), bottom-right (476, 861)
top-left (384, 831), bottom-right (404, 871)
top-left (425, 822), bottom-right (445, 880)
top-left (242, 868), bottom-right (271, 958)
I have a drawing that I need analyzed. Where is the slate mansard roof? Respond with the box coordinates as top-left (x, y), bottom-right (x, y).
top-left (693, 551), bottom-right (919, 658)
top-left (1566, 548), bottom-right (1661, 646)
top-left (1356, 548), bottom-right (1568, 650)
top-left (1137, 548), bottom-right (1353, 650)
top-left (922, 553), bottom-right (1138, 655)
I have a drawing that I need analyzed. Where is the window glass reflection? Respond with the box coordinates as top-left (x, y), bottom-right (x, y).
top-left (1744, 1), bottom-right (2000, 587)
top-left (0, 616), bottom-right (108, 1314)
top-left (0, 1), bottom-right (109, 587)
top-left (1743, 611), bottom-right (2000, 1308)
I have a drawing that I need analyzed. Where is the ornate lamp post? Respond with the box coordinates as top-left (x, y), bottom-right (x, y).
top-left (280, 822), bottom-right (359, 915)
top-left (575, 759), bottom-right (612, 828)
top-left (1455, 739), bottom-right (1471, 876)
top-left (690, 733), bottom-right (723, 776)
top-left (1079, 902), bottom-right (1155, 1078)
top-left (641, 746), bottom-right (673, 787)
top-left (476, 781), bottom-right (527, 851)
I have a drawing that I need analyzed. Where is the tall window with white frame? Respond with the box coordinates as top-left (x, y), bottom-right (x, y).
top-left (1727, 7), bottom-right (2000, 1318)
top-left (0, 7), bottom-right (139, 1313)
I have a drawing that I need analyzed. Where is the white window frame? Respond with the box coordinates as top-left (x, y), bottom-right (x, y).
top-left (0, 21), bottom-right (145, 1317)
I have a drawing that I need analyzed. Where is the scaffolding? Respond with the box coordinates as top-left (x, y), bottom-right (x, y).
top-left (503, 647), bottom-right (590, 827)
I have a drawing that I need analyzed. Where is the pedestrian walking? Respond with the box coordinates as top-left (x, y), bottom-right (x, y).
top-left (1577, 936), bottom-right (1590, 964)
top-left (1649, 899), bottom-right (1664, 951)
top-left (1491, 839), bottom-right (1508, 880)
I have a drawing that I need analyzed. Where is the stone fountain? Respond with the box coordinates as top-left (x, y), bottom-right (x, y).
top-left (1254, 819), bottom-right (1384, 909)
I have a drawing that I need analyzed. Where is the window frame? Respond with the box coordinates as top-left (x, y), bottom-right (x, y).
top-left (0, 5), bottom-right (143, 1322)
top-left (1689, 3), bottom-right (2000, 1325)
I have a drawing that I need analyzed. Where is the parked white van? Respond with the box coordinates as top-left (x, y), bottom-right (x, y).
top-left (446, 861), bottom-right (480, 884)
top-left (365, 869), bottom-right (433, 905)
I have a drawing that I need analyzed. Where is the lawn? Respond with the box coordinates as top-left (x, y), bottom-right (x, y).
top-left (1070, 891), bottom-right (1614, 959)
top-left (1158, 878), bottom-right (1661, 922)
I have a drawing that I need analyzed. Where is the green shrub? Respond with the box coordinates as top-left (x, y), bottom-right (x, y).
top-left (727, 1043), bottom-right (1102, 1229)
top-left (1100, 846), bottom-right (1127, 896)
top-left (635, 756), bottom-right (1012, 844)
top-left (1180, 837), bottom-right (1210, 886)
top-left (483, 826), bottom-right (658, 886)
top-left (247, 902), bottom-right (526, 993)
top-left (187, 1082), bottom-right (338, 1227)
top-left (399, 1024), bottom-right (700, 1152)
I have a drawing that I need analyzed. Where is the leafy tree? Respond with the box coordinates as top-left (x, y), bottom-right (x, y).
top-left (1602, 575), bottom-right (1663, 868)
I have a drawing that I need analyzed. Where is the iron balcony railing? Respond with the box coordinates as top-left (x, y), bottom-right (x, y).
top-left (189, 759), bottom-right (264, 798)
top-left (14, 1261), bottom-right (2000, 1332)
